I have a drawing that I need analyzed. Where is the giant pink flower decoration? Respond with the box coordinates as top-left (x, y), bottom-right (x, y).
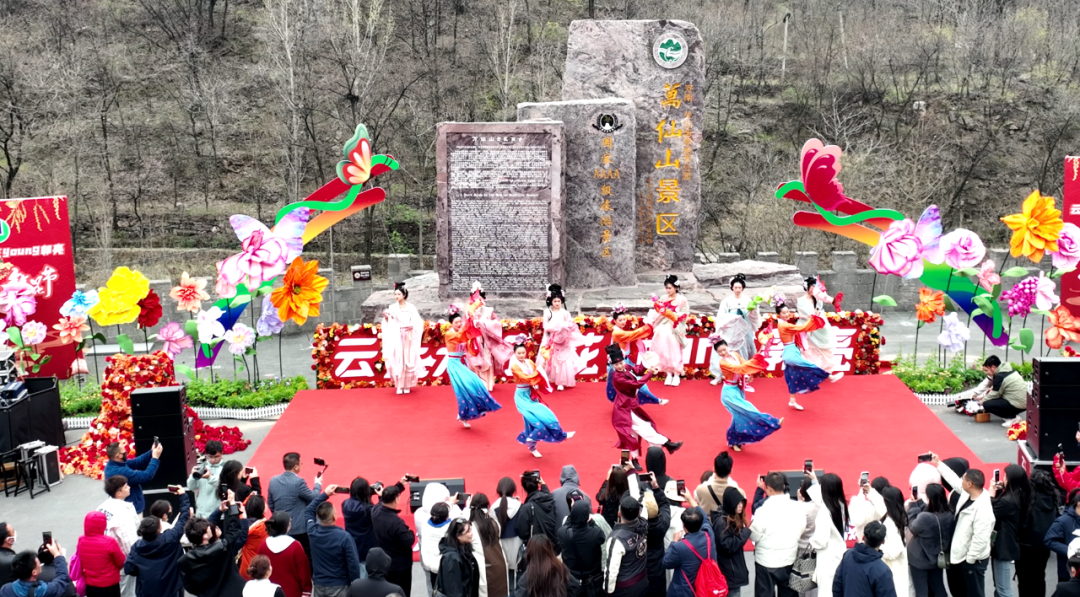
top-left (869, 218), bottom-right (924, 278)
top-left (940, 228), bottom-right (986, 270)
top-left (157, 321), bottom-right (193, 360)
top-left (1034, 271), bottom-right (1059, 311)
top-left (0, 280), bottom-right (37, 327)
top-left (214, 209), bottom-right (309, 298)
top-left (977, 260), bottom-right (1000, 291)
top-left (1052, 222), bottom-right (1080, 271)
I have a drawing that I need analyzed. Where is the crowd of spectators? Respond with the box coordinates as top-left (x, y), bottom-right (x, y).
top-left (12, 433), bottom-right (1080, 597)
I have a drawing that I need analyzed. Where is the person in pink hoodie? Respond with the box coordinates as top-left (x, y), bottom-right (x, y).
top-left (76, 511), bottom-right (126, 597)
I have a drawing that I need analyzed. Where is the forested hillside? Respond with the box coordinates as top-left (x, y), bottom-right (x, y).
top-left (1, 0), bottom-right (1077, 279)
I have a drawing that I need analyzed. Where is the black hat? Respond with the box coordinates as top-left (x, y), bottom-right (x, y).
top-left (606, 344), bottom-right (624, 364)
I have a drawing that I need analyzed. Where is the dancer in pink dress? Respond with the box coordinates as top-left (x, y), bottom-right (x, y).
top-left (536, 284), bottom-right (585, 390)
top-left (381, 282), bottom-right (423, 394)
top-left (464, 281), bottom-right (513, 390)
top-left (645, 274), bottom-right (689, 386)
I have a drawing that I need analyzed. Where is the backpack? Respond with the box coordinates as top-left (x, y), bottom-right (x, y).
top-left (680, 535), bottom-right (728, 597)
top-left (69, 549), bottom-right (87, 597)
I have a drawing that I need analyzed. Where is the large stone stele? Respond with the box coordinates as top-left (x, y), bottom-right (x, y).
top-left (562, 19), bottom-right (705, 272)
top-left (518, 99), bottom-right (637, 288)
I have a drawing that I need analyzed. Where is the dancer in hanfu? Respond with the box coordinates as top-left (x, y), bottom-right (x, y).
top-left (444, 305), bottom-right (502, 428)
top-left (536, 284), bottom-right (586, 390)
top-left (709, 333), bottom-right (782, 452)
top-left (710, 273), bottom-right (760, 385)
top-left (646, 275), bottom-right (689, 386)
top-left (606, 344), bottom-right (682, 472)
top-left (606, 305), bottom-right (665, 405)
top-left (507, 335), bottom-right (574, 458)
top-left (796, 276), bottom-right (844, 374)
top-left (381, 282), bottom-right (423, 395)
top-left (464, 281), bottom-right (513, 391)
top-left (774, 300), bottom-right (841, 411)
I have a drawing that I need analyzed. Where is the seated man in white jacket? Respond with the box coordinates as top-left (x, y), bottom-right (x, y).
top-left (934, 452), bottom-right (995, 597)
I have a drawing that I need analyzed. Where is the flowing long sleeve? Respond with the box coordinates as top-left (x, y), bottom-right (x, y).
top-left (716, 353), bottom-right (767, 378)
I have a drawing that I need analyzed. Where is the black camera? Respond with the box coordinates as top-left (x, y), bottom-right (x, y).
top-left (373, 482), bottom-right (384, 492)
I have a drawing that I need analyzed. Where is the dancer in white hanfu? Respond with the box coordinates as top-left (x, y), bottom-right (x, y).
top-left (710, 273), bottom-right (759, 385)
top-left (796, 276), bottom-right (843, 375)
top-left (381, 282), bottom-right (424, 394)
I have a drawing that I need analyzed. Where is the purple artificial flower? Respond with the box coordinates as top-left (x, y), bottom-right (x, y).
top-left (256, 295), bottom-right (284, 337)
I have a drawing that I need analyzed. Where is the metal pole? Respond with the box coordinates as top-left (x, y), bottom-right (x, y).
top-left (781, 13), bottom-right (791, 84)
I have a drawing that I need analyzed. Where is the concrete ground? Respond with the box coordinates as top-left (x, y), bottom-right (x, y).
top-left (10, 310), bottom-right (1055, 596)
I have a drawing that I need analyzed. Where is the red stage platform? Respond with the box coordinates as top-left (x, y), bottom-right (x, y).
top-left (248, 374), bottom-right (995, 520)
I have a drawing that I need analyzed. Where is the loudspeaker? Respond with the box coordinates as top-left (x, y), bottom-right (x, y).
top-left (1029, 357), bottom-right (1080, 460)
top-left (131, 386), bottom-right (187, 418)
top-left (33, 446), bottom-right (61, 487)
top-left (132, 413), bottom-right (190, 439)
top-left (134, 435), bottom-right (197, 490)
top-left (409, 478), bottom-right (466, 513)
top-left (141, 488), bottom-right (189, 517)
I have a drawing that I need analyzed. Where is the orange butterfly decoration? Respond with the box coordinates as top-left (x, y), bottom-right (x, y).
top-left (1045, 305), bottom-right (1080, 349)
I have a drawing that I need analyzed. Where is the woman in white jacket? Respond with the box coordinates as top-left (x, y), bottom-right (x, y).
top-left (417, 483), bottom-right (464, 589)
top-left (878, 486), bottom-right (910, 597)
top-left (849, 479), bottom-right (888, 542)
top-left (808, 472), bottom-right (850, 594)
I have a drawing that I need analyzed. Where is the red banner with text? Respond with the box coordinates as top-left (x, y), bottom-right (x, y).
top-left (313, 312), bottom-right (882, 389)
top-left (1, 196), bottom-right (77, 379)
top-left (1062, 156), bottom-right (1080, 316)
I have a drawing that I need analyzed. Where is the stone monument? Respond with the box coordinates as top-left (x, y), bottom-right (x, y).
top-left (562, 19), bottom-right (706, 272)
top-left (517, 99), bottom-right (637, 288)
top-left (435, 122), bottom-right (566, 298)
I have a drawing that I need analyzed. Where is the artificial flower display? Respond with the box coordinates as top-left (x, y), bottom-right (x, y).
top-left (54, 316), bottom-right (90, 345)
top-left (271, 257), bottom-right (328, 326)
top-left (21, 320), bottom-right (47, 345)
top-left (256, 295), bottom-right (284, 336)
top-left (224, 323), bottom-right (256, 355)
top-left (1053, 223), bottom-right (1080, 271)
top-left (869, 219), bottom-right (924, 278)
top-left (169, 271), bottom-right (210, 313)
top-left (88, 267), bottom-right (150, 326)
top-left (0, 280), bottom-right (36, 326)
top-left (157, 322), bottom-right (193, 359)
top-left (60, 289), bottom-right (99, 318)
top-left (940, 229), bottom-right (986, 269)
top-left (1001, 190), bottom-right (1063, 263)
top-left (976, 260), bottom-right (1001, 292)
top-left (1033, 271), bottom-right (1059, 311)
top-left (136, 289), bottom-right (163, 329)
top-left (915, 288), bottom-right (945, 324)
top-left (1045, 305), bottom-right (1080, 349)
top-left (936, 312), bottom-right (970, 353)
top-left (196, 307), bottom-right (226, 344)
top-left (1000, 277), bottom-right (1038, 317)
top-left (215, 210), bottom-right (308, 298)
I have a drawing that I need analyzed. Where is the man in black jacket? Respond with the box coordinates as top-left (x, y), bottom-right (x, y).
top-left (1053, 555), bottom-right (1080, 597)
top-left (604, 496), bottom-right (649, 597)
top-left (0, 523), bottom-right (15, 586)
top-left (178, 491), bottom-right (247, 597)
top-left (370, 483), bottom-right (415, 597)
top-left (125, 493), bottom-right (191, 597)
top-left (346, 548), bottom-right (402, 597)
top-left (642, 479), bottom-right (671, 597)
top-left (515, 471), bottom-right (559, 561)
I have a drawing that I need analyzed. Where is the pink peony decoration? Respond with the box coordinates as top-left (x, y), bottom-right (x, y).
top-left (1034, 271), bottom-right (1059, 311)
top-left (869, 219), bottom-right (924, 278)
top-left (977, 260), bottom-right (1001, 292)
top-left (214, 210), bottom-right (309, 299)
top-left (940, 228), bottom-right (986, 270)
top-left (1052, 222), bottom-right (1080, 271)
top-left (157, 321), bottom-right (193, 360)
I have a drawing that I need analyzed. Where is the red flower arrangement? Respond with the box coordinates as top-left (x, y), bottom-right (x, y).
top-left (60, 351), bottom-right (250, 478)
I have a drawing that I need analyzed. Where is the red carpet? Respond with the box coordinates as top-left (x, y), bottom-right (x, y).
top-left (249, 374), bottom-right (993, 524)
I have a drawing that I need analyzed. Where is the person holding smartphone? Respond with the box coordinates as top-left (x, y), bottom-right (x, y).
top-left (178, 489), bottom-right (247, 597)
top-left (103, 440), bottom-right (163, 515)
top-left (188, 441), bottom-right (227, 519)
top-left (125, 487), bottom-right (191, 597)
top-left (987, 465), bottom-right (1030, 597)
top-left (267, 452), bottom-right (323, 562)
top-left (304, 484), bottom-right (362, 595)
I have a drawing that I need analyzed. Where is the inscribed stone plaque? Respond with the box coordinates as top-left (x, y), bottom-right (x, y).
top-left (562, 19), bottom-right (705, 272)
top-left (517, 99), bottom-right (637, 288)
top-left (436, 122), bottom-right (566, 298)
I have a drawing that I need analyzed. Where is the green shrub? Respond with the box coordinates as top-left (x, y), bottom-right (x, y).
top-left (893, 354), bottom-right (1031, 393)
top-left (58, 375), bottom-right (307, 416)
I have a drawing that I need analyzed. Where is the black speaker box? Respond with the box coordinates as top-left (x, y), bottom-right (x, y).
top-left (1028, 386), bottom-right (1080, 410)
top-left (409, 478), bottom-right (466, 513)
top-left (131, 386), bottom-right (187, 418)
top-left (1026, 406), bottom-right (1080, 461)
top-left (1034, 358), bottom-right (1080, 386)
top-left (133, 435), bottom-right (197, 490)
top-left (141, 488), bottom-right (189, 517)
top-left (132, 413), bottom-right (190, 440)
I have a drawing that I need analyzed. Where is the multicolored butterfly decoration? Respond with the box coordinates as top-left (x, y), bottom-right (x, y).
top-left (336, 123), bottom-right (399, 186)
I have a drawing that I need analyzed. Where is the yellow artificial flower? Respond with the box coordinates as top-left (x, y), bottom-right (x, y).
top-left (88, 267), bottom-right (150, 326)
top-left (1001, 190), bottom-right (1063, 263)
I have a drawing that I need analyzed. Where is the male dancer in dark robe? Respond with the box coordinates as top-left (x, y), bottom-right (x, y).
top-left (607, 344), bottom-right (682, 471)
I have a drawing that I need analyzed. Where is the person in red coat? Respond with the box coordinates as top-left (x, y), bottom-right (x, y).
top-left (257, 512), bottom-right (312, 597)
top-left (76, 511), bottom-right (126, 597)
top-left (607, 344), bottom-right (682, 472)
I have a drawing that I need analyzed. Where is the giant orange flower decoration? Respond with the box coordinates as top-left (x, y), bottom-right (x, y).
top-left (1045, 305), bottom-right (1080, 349)
top-left (1002, 190), bottom-right (1063, 263)
top-left (271, 257), bottom-right (328, 326)
top-left (915, 288), bottom-right (945, 324)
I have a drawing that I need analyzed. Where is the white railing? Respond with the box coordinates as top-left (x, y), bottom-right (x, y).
top-left (63, 403), bottom-right (290, 429)
top-left (914, 381), bottom-right (1034, 406)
